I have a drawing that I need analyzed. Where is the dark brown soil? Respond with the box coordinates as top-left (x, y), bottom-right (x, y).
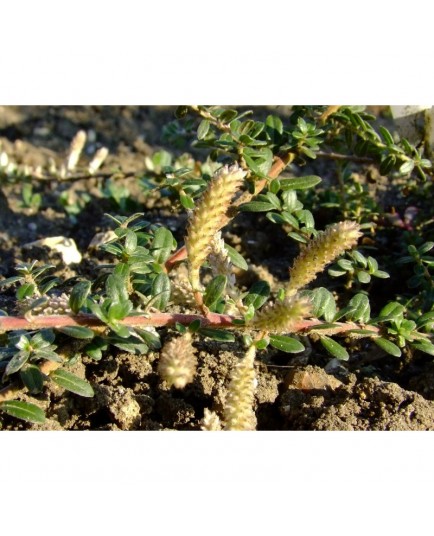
top-left (1, 105), bottom-right (434, 431)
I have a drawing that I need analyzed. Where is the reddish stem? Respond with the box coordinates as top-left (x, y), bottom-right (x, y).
top-left (0, 312), bottom-right (379, 335)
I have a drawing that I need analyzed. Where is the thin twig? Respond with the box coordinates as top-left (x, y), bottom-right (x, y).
top-left (316, 151), bottom-right (374, 164)
top-left (28, 170), bottom-right (139, 182)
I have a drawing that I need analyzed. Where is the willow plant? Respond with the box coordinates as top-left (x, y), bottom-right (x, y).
top-left (1, 105), bottom-right (434, 429)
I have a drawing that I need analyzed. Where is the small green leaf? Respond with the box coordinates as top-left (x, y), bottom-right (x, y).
top-left (239, 201), bottom-right (276, 212)
top-left (151, 227), bottom-right (175, 264)
top-left (310, 287), bottom-right (336, 322)
top-left (33, 349), bottom-right (63, 362)
top-left (264, 192), bottom-right (281, 210)
top-left (357, 271), bottom-right (371, 284)
top-left (135, 328), bottom-right (162, 350)
top-left (57, 326), bottom-right (95, 339)
top-left (204, 275), bottom-right (227, 308)
top-left (242, 147), bottom-right (273, 177)
top-left (280, 176), bottom-right (322, 190)
top-left (372, 270), bottom-right (389, 279)
top-left (197, 119), bottom-right (210, 140)
top-left (378, 302), bottom-right (405, 321)
top-left (265, 115), bottom-right (283, 136)
top-left (418, 242), bottom-right (434, 255)
top-left (188, 319), bottom-right (201, 333)
top-left (124, 229), bottom-right (138, 254)
top-left (180, 193), bottom-right (195, 210)
top-left (379, 126), bottom-right (395, 146)
top-left (69, 280), bottom-right (92, 314)
top-left (0, 276), bottom-right (23, 288)
top-left (0, 400), bottom-right (46, 424)
top-left (351, 250), bottom-right (367, 267)
top-left (20, 365), bottom-right (44, 394)
top-left (108, 301), bottom-right (133, 321)
top-left (224, 243), bottom-right (248, 271)
top-left (5, 350), bottom-right (30, 376)
top-left (399, 160), bottom-right (415, 175)
top-left (320, 336), bottom-right (349, 361)
top-left (106, 273), bottom-right (129, 305)
top-left (417, 312), bottom-right (434, 329)
top-left (411, 340), bottom-right (434, 356)
top-left (347, 294), bottom-right (371, 323)
top-left (254, 337), bottom-right (270, 350)
top-left (151, 273), bottom-right (171, 310)
top-left (50, 369), bottom-right (94, 397)
top-left (17, 283), bottom-right (36, 300)
top-left (372, 337), bottom-right (402, 357)
top-left (269, 179), bottom-right (281, 194)
top-left (84, 337), bottom-right (108, 361)
top-left (198, 327), bottom-right (235, 342)
top-left (379, 155), bottom-right (396, 175)
top-left (269, 335), bottom-right (305, 353)
top-left (243, 281), bottom-right (271, 309)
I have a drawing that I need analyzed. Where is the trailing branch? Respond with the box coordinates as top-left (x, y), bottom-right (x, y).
top-left (0, 311), bottom-right (380, 335)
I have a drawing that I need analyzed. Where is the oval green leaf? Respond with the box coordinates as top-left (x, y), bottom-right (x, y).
top-left (269, 335), bottom-right (305, 353)
top-left (198, 327), bottom-right (235, 342)
top-left (223, 243), bottom-right (248, 271)
top-left (204, 275), bottom-right (227, 308)
top-left (372, 337), bottom-right (402, 357)
top-left (280, 175), bottom-right (322, 190)
top-left (243, 281), bottom-right (271, 310)
top-left (0, 400), bottom-right (46, 424)
top-left (319, 336), bottom-right (349, 361)
top-left (151, 272), bottom-right (171, 310)
top-left (57, 326), bottom-right (95, 339)
top-left (69, 280), bottom-right (92, 314)
top-left (20, 365), bottom-right (44, 394)
top-left (50, 369), bottom-right (94, 397)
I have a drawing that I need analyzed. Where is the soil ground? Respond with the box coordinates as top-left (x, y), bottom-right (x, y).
top-left (1, 105), bottom-right (434, 430)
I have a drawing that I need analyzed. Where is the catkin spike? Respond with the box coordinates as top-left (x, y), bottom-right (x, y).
top-left (201, 409), bottom-right (222, 431)
top-left (89, 147), bottom-right (109, 174)
top-left (158, 332), bottom-right (197, 389)
top-left (224, 345), bottom-right (257, 431)
top-left (67, 130), bottom-right (87, 171)
top-left (286, 221), bottom-right (362, 296)
top-left (209, 232), bottom-right (238, 298)
top-left (249, 295), bottom-right (312, 333)
top-left (185, 164), bottom-right (246, 291)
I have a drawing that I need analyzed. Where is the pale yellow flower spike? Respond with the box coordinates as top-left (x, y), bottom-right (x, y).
top-left (158, 332), bottom-right (197, 389)
top-left (286, 220), bottom-right (362, 297)
top-left (224, 345), bottom-right (257, 431)
top-left (249, 295), bottom-right (312, 334)
top-left (185, 164), bottom-right (246, 292)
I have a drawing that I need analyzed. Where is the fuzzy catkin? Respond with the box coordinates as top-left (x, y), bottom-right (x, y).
top-left (185, 164), bottom-right (246, 291)
top-left (249, 295), bottom-right (312, 333)
top-left (286, 221), bottom-right (362, 296)
top-left (66, 130), bottom-right (87, 171)
top-left (201, 409), bottom-right (222, 431)
top-left (158, 332), bottom-right (197, 389)
top-left (224, 346), bottom-right (257, 431)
